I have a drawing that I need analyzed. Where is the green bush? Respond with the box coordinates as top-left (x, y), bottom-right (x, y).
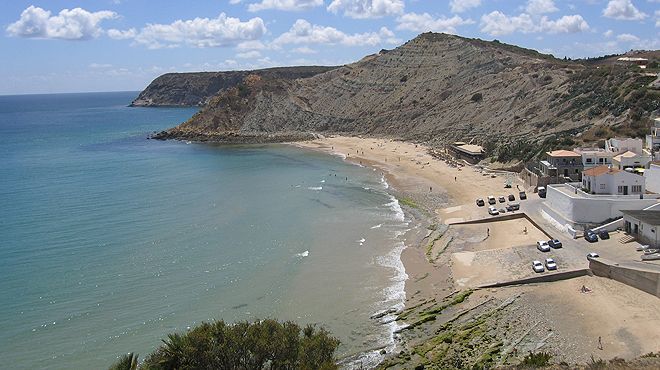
top-left (109, 319), bottom-right (340, 370)
top-left (521, 351), bottom-right (552, 367)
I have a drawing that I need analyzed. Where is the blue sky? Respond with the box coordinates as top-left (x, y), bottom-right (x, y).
top-left (1, 0), bottom-right (658, 94)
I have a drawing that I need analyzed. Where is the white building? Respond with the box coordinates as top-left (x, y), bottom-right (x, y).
top-left (606, 137), bottom-right (644, 155)
top-left (645, 118), bottom-right (660, 160)
top-left (573, 147), bottom-right (613, 169)
top-left (621, 210), bottom-right (660, 248)
top-left (582, 165), bottom-right (645, 195)
top-left (612, 151), bottom-right (651, 170)
top-left (543, 183), bottom-right (660, 227)
top-left (645, 163), bottom-right (660, 194)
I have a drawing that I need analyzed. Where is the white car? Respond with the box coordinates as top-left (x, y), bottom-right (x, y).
top-left (587, 252), bottom-right (599, 259)
top-left (536, 240), bottom-right (550, 252)
top-left (532, 260), bottom-right (545, 273)
top-left (545, 258), bottom-right (557, 270)
top-left (488, 206), bottom-right (499, 215)
top-left (487, 196), bottom-right (496, 205)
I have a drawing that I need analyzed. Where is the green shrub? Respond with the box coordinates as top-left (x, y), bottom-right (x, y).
top-left (110, 319), bottom-right (340, 370)
top-left (521, 351), bottom-right (552, 367)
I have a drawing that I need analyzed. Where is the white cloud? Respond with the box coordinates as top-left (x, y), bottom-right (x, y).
top-left (449, 0), bottom-right (481, 13)
top-left (248, 0), bottom-right (323, 12)
top-left (6, 5), bottom-right (117, 40)
top-left (525, 0), bottom-right (558, 15)
top-left (480, 11), bottom-right (588, 35)
top-left (327, 0), bottom-right (404, 19)
top-left (107, 28), bottom-right (136, 40)
top-left (396, 13), bottom-right (473, 34)
top-left (236, 50), bottom-right (262, 58)
top-left (89, 63), bottom-right (113, 68)
top-left (112, 13), bottom-right (266, 49)
top-left (480, 11), bottom-right (536, 35)
top-left (604, 29), bottom-right (614, 37)
top-left (540, 15), bottom-right (590, 34)
top-left (292, 46), bottom-right (317, 54)
top-left (237, 40), bottom-right (267, 50)
top-left (274, 19), bottom-right (396, 46)
top-left (656, 10), bottom-right (660, 27)
top-left (616, 33), bottom-right (640, 42)
top-left (603, 0), bottom-right (648, 20)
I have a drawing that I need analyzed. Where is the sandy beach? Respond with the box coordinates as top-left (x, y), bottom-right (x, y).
top-left (296, 135), bottom-right (660, 367)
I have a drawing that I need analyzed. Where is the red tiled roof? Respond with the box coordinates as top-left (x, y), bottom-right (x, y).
top-left (583, 165), bottom-right (621, 177)
top-left (546, 150), bottom-right (580, 157)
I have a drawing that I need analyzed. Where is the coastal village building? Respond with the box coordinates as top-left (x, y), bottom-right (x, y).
top-left (573, 147), bottom-right (613, 170)
top-left (612, 151), bottom-right (652, 170)
top-left (539, 150), bottom-right (583, 182)
top-left (581, 165), bottom-right (645, 195)
top-left (616, 57), bottom-right (649, 69)
top-left (447, 142), bottom-right (484, 164)
top-left (644, 163), bottom-right (660, 193)
top-left (605, 137), bottom-right (644, 155)
top-left (645, 118), bottom-right (660, 160)
top-left (621, 210), bottom-right (660, 248)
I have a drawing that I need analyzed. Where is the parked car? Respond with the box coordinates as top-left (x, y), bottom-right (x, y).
top-left (499, 208), bottom-right (507, 214)
top-left (532, 260), bottom-right (545, 273)
top-left (598, 230), bottom-right (610, 240)
top-left (545, 258), bottom-right (557, 270)
top-left (508, 194), bottom-right (515, 201)
top-left (498, 196), bottom-right (506, 203)
top-left (487, 196), bottom-right (496, 205)
top-left (519, 191), bottom-right (527, 200)
top-left (476, 198), bottom-right (485, 206)
top-left (548, 239), bottom-right (562, 249)
top-left (506, 202), bottom-right (520, 211)
top-left (538, 186), bottom-right (546, 198)
top-left (488, 206), bottom-right (499, 215)
top-left (536, 240), bottom-right (551, 252)
top-left (587, 252), bottom-right (599, 259)
top-left (584, 230), bottom-right (598, 243)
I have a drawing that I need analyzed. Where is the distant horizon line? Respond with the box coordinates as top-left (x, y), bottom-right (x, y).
top-left (0, 90), bottom-right (143, 97)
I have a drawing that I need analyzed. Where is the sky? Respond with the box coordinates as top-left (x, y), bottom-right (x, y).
top-left (1, 0), bottom-right (658, 95)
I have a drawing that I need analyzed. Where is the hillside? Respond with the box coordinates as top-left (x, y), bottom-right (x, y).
top-left (130, 66), bottom-right (336, 107)
top-left (151, 33), bottom-right (659, 160)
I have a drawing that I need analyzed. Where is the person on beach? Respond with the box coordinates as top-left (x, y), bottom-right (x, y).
top-left (430, 186), bottom-right (432, 192)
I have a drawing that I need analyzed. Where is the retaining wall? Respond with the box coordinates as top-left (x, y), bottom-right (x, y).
top-left (589, 258), bottom-right (660, 298)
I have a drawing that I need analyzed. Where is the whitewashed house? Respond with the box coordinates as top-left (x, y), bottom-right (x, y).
top-left (645, 118), bottom-right (660, 160)
top-left (581, 165), bottom-right (645, 195)
top-left (612, 151), bottom-right (651, 170)
top-left (621, 210), bottom-right (660, 248)
top-left (573, 147), bottom-right (613, 169)
top-left (645, 163), bottom-right (660, 193)
top-left (606, 137), bottom-right (643, 154)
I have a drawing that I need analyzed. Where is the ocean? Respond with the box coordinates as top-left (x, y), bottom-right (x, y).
top-left (0, 92), bottom-right (409, 369)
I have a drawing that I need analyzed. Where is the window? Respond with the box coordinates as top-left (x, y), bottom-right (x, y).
top-left (632, 185), bottom-right (642, 193)
top-left (575, 169), bottom-right (579, 173)
top-left (600, 184), bottom-right (605, 190)
top-left (598, 158), bottom-right (604, 163)
top-left (586, 158), bottom-right (593, 163)
top-left (618, 186), bottom-right (624, 193)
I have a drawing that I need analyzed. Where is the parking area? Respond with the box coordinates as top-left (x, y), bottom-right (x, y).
top-left (448, 218), bottom-right (585, 288)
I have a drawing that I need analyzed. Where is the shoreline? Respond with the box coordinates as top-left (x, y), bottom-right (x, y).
top-left (293, 135), bottom-right (660, 368)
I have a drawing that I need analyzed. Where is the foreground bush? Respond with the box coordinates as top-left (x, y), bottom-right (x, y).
top-left (110, 319), bottom-right (340, 370)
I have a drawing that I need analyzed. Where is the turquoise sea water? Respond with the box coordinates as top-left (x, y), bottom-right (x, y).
top-left (0, 92), bottom-right (409, 369)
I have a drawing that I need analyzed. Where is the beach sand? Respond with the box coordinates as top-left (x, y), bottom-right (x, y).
top-left (295, 135), bottom-right (660, 366)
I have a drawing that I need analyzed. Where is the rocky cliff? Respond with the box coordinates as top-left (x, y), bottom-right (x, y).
top-left (151, 33), bottom-right (659, 159)
top-left (130, 66), bottom-right (336, 107)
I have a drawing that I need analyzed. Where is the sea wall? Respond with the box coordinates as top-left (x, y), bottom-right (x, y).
top-left (589, 258), bottom-right (660, 298)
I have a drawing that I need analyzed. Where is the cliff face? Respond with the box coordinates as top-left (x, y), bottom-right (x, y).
top-left (130, 66), bottom-right (336, 107)
top-left (153, 33), bottom-right (659, 155)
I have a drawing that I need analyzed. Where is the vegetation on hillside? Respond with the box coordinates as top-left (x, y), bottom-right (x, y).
top-left (108, 319), bottom-right (340, 370)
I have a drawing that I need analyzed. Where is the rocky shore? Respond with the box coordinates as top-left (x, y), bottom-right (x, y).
top-left (295, 136), bottom-right (660, 369)
top-left (151, 129), bottom-right (318, 144)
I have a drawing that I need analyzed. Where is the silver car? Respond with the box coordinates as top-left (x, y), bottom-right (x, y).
top-left (536, 240), bottom-right (550, 252)
top-left (532, 260), bottom-right (545, 273)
